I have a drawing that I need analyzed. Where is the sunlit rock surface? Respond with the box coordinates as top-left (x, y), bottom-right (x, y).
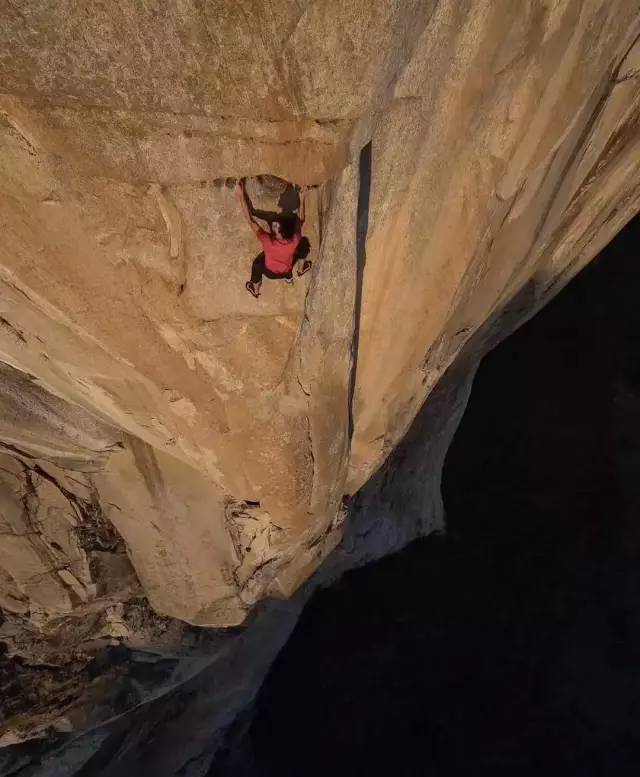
top-left (1, 0), bottom-right (639, 764)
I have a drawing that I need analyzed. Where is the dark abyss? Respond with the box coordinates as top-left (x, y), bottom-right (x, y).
top-left (214, 216), bottom-right (640, 777)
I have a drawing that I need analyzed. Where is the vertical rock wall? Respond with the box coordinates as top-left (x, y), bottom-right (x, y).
top-left (1, 0), bottom-right (640, 754)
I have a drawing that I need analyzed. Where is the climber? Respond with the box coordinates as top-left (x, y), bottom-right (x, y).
top-left (235, 178), bottom-right (312, 298)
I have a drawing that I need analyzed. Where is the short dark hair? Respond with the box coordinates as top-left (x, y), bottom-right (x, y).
top-left (274, 216), bottom-right (297, 240)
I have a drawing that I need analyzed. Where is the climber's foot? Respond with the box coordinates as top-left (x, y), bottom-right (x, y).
top-left (297, 260), bottom-right (312, 277)
top-left (285, 276), bottom-right (294, 285)
top-left (246, 281), bottom-right (261, 298)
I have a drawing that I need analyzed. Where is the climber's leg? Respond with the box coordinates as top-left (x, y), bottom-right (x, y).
top-left (293, 237), bottom-right (312, 276)
top-left (247, 253), bottom-right (295, 295)
top-left (247, 253), bottom-right (266, 297)
top-left (246, 281), bottom-right (260, 298)
top-left (250, 253), bottom-right (266, 284)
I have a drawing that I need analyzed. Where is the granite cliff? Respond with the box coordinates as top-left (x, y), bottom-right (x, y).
top-left (1, 0), bottom-right (640, 768)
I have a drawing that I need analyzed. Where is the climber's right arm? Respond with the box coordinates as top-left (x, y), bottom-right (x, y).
top-left (235, 180), bottom-right (261, 235)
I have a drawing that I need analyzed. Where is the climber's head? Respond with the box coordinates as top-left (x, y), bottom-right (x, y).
top-left (272, 216), bottom-right (296, 241)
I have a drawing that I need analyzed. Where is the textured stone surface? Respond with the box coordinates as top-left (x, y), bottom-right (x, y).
top-left (1, 0), bottom-right (640, 761)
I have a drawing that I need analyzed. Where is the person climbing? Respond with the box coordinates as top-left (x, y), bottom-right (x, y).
top-left (235, 178), bottom-right (312, 298)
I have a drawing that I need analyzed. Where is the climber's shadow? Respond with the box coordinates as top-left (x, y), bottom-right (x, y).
top-left (247, 183), bottom-right (300, 223)
top-left (277, 185), bottom-right (301, 214)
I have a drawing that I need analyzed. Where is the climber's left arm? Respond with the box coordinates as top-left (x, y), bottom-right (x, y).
top-left (235, 180), bottom-right (262, 235)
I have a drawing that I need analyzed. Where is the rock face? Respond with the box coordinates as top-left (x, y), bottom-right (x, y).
top-left (1, 0), bottom-right (640, 761)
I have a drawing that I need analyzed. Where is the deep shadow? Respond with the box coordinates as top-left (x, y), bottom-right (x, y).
top-left (214, 215), bottom-right (640, 776)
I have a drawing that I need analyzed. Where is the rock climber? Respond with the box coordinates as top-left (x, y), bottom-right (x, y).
top-left (235, 178), bottom-right (312, 298)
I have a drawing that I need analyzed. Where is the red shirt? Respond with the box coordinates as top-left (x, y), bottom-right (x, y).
top-left (258, 223), bottom-right (301, 274)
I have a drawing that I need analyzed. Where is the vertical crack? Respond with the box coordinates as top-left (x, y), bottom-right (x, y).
top-left (348, 141), bottom-right (372, 443)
